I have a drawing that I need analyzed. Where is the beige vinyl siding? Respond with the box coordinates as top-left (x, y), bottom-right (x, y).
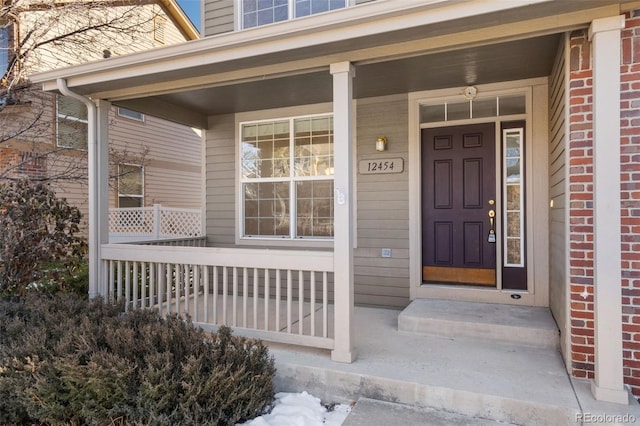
top-left (548, 36), bottom-right (568, 356)
top-left (110, 108), bottom-right (202, 209)
top-left (355, 94), bottom-right (410, 308)
top-left (205, 114), bottom-right (237, 245)
top-left (203, 0), bottom-right (234, 36)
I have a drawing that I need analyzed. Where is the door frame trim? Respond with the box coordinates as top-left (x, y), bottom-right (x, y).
top-left (408, 78), bottom-right (549, 307)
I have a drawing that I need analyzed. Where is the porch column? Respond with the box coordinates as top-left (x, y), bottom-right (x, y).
top-left (94, 99), bottom-right (111, 298)
top-left (330, 61), bottom-right (356, 363)
top-left (589, 15), bottom-right (628, 404)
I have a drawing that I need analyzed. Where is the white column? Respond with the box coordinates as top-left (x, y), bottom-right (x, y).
top-left (93, 99), bottom-right (111, 298)
top-left (330, 61), bottom-right (356, 363)
top-left (589, 15), bottom-right (628, 405)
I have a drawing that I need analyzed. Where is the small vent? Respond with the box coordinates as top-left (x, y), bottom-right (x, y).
top-left (154, 17), bottom-right (166, 44)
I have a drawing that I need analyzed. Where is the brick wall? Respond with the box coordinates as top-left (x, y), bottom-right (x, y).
top-left (620, 9), bottom-right (640, 397)
top-left (567, 11), bottom-right (640, 397)
top-left (568, 29), bottom-right (595, 381)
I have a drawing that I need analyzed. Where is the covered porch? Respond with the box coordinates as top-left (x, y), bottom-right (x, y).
top-left (31, 0), bottom-right (634, 405)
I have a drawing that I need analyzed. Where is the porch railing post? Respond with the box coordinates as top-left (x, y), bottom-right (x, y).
top-left (330, 61), bottom-right (356, 363)
top-left (153, 204), bottom-right (161, 239)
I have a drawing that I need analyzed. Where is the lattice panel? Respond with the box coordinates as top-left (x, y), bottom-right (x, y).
top-left (109, 208), bottom-right (153, 233)
top-left (159, 209), bottom-right (202, 237)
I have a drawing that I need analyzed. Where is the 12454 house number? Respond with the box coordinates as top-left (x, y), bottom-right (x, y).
top-left (359, 158), bottom-right (404, 175)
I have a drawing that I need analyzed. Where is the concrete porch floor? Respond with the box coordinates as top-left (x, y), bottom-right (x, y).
top-left (268, 305), bottom-right (640, 426)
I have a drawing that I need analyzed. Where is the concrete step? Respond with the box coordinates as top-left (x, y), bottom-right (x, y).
top-left (343, 397), bottom-right (516, 426)
top-left (270, 307), bottom-right (585, 426)
top-left (398, 299), bottom-right (560, 349)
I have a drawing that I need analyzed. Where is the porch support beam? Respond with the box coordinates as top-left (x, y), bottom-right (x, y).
top-left (330, 61), bottom-right (356, 363)
top-left (588, 15), bottom-right (628, 405)
top-left (95, 99), bottom-right (111, 297)
top-left (57, 81), bottom-right (110, 299)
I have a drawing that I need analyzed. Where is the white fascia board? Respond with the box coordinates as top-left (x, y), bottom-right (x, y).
top-left (31, 0), bottom-right (553, 93)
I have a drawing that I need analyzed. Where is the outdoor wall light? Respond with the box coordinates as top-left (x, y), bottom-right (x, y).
top-left (375, 136), bottom-right (387, 152)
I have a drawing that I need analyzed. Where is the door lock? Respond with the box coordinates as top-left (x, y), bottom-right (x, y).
top-left (488, 208), bottom-right (496, 243)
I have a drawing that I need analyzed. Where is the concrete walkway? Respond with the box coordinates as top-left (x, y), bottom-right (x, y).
top-left (268, 306), bottom-right (640, 425)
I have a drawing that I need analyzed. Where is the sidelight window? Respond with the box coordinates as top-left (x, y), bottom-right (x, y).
top-left (503, 128), bottom-right (524, 267)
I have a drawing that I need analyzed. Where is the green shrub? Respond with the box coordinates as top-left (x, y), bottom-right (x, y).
top-left (0, 294), bottom-right (276, 425)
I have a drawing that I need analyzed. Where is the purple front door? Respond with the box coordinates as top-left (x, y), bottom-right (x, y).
top-left (422, 123), bottom-right (497, 286)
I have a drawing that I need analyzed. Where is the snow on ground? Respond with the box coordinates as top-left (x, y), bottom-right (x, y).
top-left (240, 392), bottom-right (351, 426)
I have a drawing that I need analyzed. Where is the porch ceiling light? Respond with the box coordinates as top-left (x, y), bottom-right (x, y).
top-left (375, 136), bottom-right (387, 152)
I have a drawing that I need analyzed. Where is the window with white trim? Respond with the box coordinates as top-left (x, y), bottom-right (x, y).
top-left (118, 164), bottom-right (144, 208)
top-left (240, 114), bottom-right (334, 239)
top-left (240, 0), bottom-right (346, 29)
top-left (56, 96), bottom-right (88, 149)
top-left (117, 107), bottom-right (145, 122)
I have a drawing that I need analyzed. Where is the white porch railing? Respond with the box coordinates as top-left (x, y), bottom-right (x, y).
top-left (109, 204), bottom-right (202, 243)
top-left (100, 244), bottom-right (335, 349)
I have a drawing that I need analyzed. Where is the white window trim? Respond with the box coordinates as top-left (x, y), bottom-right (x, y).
top-left (56, 96), bottom-right (88, 150)
top-left (117, 107), bottom-right (145, 122)
top-left (117, 163), bottom-right (144, 207)
top-left (235, 0), bottom-right (356, 30)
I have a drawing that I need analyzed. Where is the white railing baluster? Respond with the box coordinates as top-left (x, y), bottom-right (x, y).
top-left (242, 267), bottom-right (248, 328)
top-left (287, 269), bottom-right (292, 334)
top-left (184, 265), bottom-right (190, 318)
top-left (311, 271), bottom-right (316, 336)
top-left (108, 260), bottom-right (115, 302)
top-left (125, 261), bottom-right (131, 312)
top-left (149, 263), bottom-right (155, 309)
top-left (166, 264), bottom-right (172, 314)
top-left (117, 261), bottom-right (123, 302)
top-left (194, 265), bottom-right (200, 322)
top-left (232, 267), bottom-right (238, 327)
top-left (157, 263), bottom-right (163, 315)
top-left (264, 268), bottom-right (269, 331)
top-left (213, 266), bottom-right (218, 323)
top-left (253, 268), bottom-right (258, 329)
top-left (323, 272), bottom-right (328, 338)
top-left (275, 269), bottom-right (281, 332)
top-left (133, 261), bottom-right (139, 310)
top-left (175, 264), bottom-right (180, 314)
top-left (222, 266), bottom-right (228, 325)
top-left (298, 270), bottom-right (304, 335)
top-left (204, 266), bottom-right (210, 323)
top-left (141, 262), bottom-right (147, 309)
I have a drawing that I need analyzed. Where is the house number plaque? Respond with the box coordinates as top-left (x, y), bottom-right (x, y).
top-left (359, 158), bottom-right (404, 175)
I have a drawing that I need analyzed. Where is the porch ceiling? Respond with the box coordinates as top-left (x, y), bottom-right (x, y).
top-left (119, 34), bottom-right (561, 118)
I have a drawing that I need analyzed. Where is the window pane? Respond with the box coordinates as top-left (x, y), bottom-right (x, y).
top-left (420, 104), bottom-right (445, 123)
top-left (243, 182), bottom-right (290, 237)
top-left (296, 180), bottom-right (333, 237)
top-left (118, 165), bottom-right (143, 195)
top-left (0, 26), bottom-right (8, 77)
top-left (57, 119), bottom-right (88, 149)
top-left (296, 0), bottom-right (345, 17)
top-left (118, 196), bottom-right (143, 208)
top-left (447, 101), bottom-right (470, 121)
top-left (506, 239), bottom-right (521, 265)
top-left (471, 97), bottom-right (497, 119)
top-left (499, 95), bottom-right (526, 115)
top-left (58, 96), bottom-right (87, 121)
top-left (241, 120), bottom-right (289, 178)
top-left (294, 116), bottom-right (333, 176)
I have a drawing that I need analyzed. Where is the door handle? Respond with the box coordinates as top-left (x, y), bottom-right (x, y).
top-left (487, 203), bottom-right (496, 243)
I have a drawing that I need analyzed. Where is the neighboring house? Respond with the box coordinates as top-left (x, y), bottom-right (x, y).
top-left (0, 0), bottom-right (202, 237)
top-left (31, 0), bottom-right (640, 407)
